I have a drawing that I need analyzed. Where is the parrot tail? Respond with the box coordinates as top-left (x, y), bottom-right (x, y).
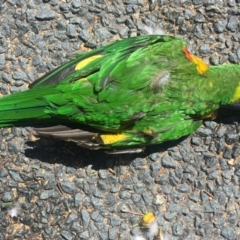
top-left (0, 88), bottom-right (56, 127)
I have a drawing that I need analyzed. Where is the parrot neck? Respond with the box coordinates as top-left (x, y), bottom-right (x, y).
top-left (183, 47), bottom-right (209, 75)
top-left (205, 64), bottom-right (240, 104)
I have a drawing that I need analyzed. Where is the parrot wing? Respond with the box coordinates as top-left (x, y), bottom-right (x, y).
top-left (30, 35), bottom-right (185, 89)
top-left (34, 125), bottom-right (145, 154)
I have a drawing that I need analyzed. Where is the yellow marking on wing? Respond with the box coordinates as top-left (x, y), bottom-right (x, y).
top-left (231, 82), bottom-right (240, 103)
top-left (77, 78), bottom-right (87, 82)
top-left (75, 55), bottom-right (103, 71)
top-left (191, 55), bottom-right (209, 75)
top-left (99, 133), bottom-right (127, 145)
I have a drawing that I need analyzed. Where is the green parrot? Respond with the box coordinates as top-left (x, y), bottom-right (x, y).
top-left (0, 35), bottom-right (240, 153)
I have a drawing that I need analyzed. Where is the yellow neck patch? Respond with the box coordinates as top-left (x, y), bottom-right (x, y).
top-left (231, 82), bottom-right (240, 103)
top-left (75, 55), bottom-right (102, 71)
top-left (99, 133), bottom-right (127, 145)
top-left (183, 47), bottom-right (209, 75)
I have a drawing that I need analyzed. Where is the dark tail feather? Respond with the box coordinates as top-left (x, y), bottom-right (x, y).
top-left (34, 125), bottom-right (100, 150)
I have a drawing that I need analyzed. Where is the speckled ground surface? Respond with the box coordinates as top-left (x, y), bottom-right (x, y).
top-left (0, 0), bottom-right (240, 239)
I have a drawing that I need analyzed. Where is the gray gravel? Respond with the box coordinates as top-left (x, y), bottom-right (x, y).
top-left (0, 0), bottom-right (240, 239)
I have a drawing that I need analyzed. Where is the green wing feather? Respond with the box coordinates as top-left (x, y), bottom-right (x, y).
top-left (30, 35), bottom-right (169, 88)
